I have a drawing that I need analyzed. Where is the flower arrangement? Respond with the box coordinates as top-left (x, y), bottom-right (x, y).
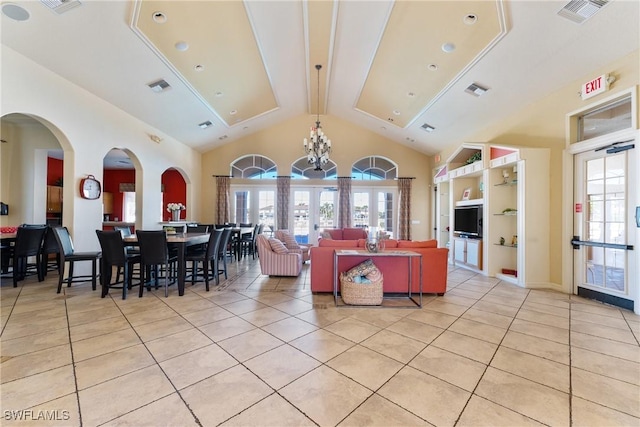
top-left (166, 203), bottom-right (185, 212)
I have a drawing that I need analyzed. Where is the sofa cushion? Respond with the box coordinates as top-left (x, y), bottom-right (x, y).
top-left (268, 238), bottom-right (289, 254)
top-left (398, 240), bottom-right (437, 249)
top-left (343, 228), bottom-right (367, 240)
top-left (320, 231), bottom-right (333, 239)
top-left (325, 229), bottom-right (343, 240)
top-left (277, 229), bottom-right (301, 249)
top-left (318, 239), bottom-right (359, 248)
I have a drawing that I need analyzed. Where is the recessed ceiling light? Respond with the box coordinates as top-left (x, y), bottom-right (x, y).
top-left (194, 64), bottom-right (204, 72)
top-left (463, 14), bottom-right (478, 25)
top-left (2, 3), bottom-right (30, 21)
top-left (381, 126), bottom-right (387, 131)
top-left (405, 137), bottom-right (415, 143)
top-left (230, 110), bottom-right (237, 115)
top-left (442, 43), bottom-right (456, 53)
top-left (427, 64), bottom-right (438, 71)
top-left (152, 11), bottom-right (166, 23)
top-left (387, 118), bottom-right (394, 122)
top-left (218, 135), bottom-right (228, 140)
top-left (407, 92), bottom-right (415, 97)
top-left (174, 41), bottom-right (189, 51)
top-left (393, 110), bottom-right (401, 116)
top-left (243, 126), bottom-right (249, 130)
top-left (215, 91), bottom-right (224, 97)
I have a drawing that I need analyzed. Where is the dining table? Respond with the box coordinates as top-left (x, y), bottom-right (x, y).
top-left (123, 232), bottom-right (210, 296)
top-left (0, 232), bottom-right (17, 274)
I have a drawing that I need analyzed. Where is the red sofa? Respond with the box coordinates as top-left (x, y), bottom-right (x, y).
top-left (320, 228), bottom-right (368, 240)
top-left (310, 239), bottom-right (449, 295)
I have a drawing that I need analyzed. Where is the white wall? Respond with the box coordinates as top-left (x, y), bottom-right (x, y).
top-left (0, 46), bottom-right (202, 252)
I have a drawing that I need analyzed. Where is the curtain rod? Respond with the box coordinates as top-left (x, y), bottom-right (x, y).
top-left (212, 175), bottom-right (232, 178)
top-left (395, 177), bottom-right (416, 179)
top-left (337, 176), bottom-right (352, 179)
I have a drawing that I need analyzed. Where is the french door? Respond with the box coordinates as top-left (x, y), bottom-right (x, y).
top-left (573, 143), bottom-right (637, 310)
top-left (292, 187), bottom-right (337, 244)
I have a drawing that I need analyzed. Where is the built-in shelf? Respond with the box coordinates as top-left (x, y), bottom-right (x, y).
top-left (494, 244), bottom-right (517, 248)
top-left (494, 212), bottom-right (517, 216)
top-left (455, 198), bottom-right (483, 207)
top-left (494, 180), bottom-right (518, 187)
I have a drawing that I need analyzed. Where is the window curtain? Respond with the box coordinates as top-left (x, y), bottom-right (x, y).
top-left (276, 176), bottom-right (290, 230)
top-left (337, 177), bottom-right (352, 229)
top-left (215, 176), bottom-right (230, 224)
top-left (397, 177), bottom-right (412, 240)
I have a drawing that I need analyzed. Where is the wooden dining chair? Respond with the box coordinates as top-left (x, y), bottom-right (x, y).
top-left (136, 230), bottom-right (178, 297)
top-left (96, 230), bottom-right (140, 299)
top-left (11, 224), bottom-right (47, 287)
top-left (51, 226), bottom-right (102, 293)
top-left (185, 228), bottom-right (223, 291)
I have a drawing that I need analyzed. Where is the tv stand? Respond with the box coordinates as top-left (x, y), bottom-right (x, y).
top-left (453, 236), bottom-right (482, 271)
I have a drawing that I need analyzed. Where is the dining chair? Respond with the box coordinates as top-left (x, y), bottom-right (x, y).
top-left (51, 226), bottom-right (102, 293)
top-left (96, 230), bottom-right (141, 299)
top-left (240, 223), bottom-right (261, 259)
top-left (11, 224), bottom-right (47, 287)
top-left (40, 226), bottom-right (61, 277)
top-left (185, 228), bottom-right (223, 291)
top-left (186, 224), bottom-right (209, 233)
top-left (136, 230), bottom-right (178, 297)
top-left (216, 228), bottom-right (233, 280)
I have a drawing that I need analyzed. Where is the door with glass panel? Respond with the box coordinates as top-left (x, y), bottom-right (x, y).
top-left (352, 189), bottom-right (395, 237)
top-left (292, 188), bottom-right (336, 244)
top-left (573, 147), bottom-right (636, 310)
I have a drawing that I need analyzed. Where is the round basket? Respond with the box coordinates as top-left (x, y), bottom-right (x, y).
top-left (340, 272), bottom-right (383, 306)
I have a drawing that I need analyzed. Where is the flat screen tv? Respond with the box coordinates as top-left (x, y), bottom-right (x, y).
top-left (454, 205), bottom-right (483, 238)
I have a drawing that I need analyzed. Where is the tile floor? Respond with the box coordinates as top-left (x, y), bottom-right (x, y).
top-left (1, 258), bottom-right (639, 426)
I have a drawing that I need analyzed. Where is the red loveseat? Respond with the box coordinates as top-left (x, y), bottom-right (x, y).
top-left (320, 228), bottom-right (368, 240)
top-left (310, 239), bottom-right (449, 295)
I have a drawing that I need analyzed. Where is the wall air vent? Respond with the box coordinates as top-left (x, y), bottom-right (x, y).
top-left (558, 0), bottom-right (609, 24)
top-left (40, 0), bottom-right (81, 14)
top-left (147, 79), bottom-right (171, 93)
top-left (465, 83), bottom-right (489, 97)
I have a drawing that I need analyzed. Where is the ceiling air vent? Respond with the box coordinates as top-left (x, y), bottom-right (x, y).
top-left (148, 79), bottom-right (171, 93)
top-left (558, 0), bottom-right (608, 24)
top-left (420, 123), bottom-right (435, 132)
top-left (465, 83), bottom-right (489, 97)
top-left (198, 121), bottom-right (213, 129)
top-left (40, 0), bottom-right (81, 14)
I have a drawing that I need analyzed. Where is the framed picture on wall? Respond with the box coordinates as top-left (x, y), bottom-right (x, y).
top-left (462, 188), bottom-right (472, 200)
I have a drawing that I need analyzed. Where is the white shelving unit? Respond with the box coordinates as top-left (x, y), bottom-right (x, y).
top-left (486, 145), bottom-right (550, 287)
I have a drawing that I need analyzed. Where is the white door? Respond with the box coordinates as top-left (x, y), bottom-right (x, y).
top-left (573, 144), bottom-right (637, 310)
top-left (292, 187), bottom-right (337, 244)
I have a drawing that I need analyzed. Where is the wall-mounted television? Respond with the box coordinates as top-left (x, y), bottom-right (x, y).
top-left (454, 205), bottom-right (483, 238)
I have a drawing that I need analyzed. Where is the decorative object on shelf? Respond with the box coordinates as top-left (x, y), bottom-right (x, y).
top-left (303, 64), bottom-right (331, 171)
top-left (167, 202), bottom-right (185, 221)
top-left (499, 236), bottom-right (505, 245)
top-left (502, 208), bottom-right (517, 215)
top-left (502, 169), bottom-right (510, 183)
top-left (465, 152), bottom-right (481, 164)
top-left (79, 175), bottom-right (102, 200)
top-left (461, 187), bottom-right (472, 200)
top-left (479, 180), bottom-right (484, 195)
top-left (512, 235), bottom-right (518, 246)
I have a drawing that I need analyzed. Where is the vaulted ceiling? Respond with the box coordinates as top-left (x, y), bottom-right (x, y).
top-left (1, 0), bottom-right (638, 157)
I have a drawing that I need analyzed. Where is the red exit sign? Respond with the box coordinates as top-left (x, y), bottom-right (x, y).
top-left (581, 74), bottom-right (609, 100)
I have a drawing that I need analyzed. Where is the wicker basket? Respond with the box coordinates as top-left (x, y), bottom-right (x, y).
top-left (340, 272), bottom-right (383, 305)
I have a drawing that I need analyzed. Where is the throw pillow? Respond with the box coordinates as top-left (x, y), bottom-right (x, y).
top-left (268, 238), bottom-right (289, 254)
top-left (344, 259), bottom-right (377, 281)
top-left (365, 268), bottom-right (383, 283)
top-left (320, 231), bottom-right (333, 239)
top-left (279, 230), bottom-right (301, 249)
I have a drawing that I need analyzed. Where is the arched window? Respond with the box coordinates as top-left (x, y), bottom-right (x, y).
top-left (292, 157), bottom-right (337, 179)
top-left (231, 155), bottom-right (277, 179)
top-left (352, 156), bottom-right (397, 180)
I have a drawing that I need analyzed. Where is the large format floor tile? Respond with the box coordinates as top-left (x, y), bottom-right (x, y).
top-left (2, 259), bottom-right (639, 426)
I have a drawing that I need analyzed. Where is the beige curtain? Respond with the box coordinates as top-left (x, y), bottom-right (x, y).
top-left (337, 177), bottom-right (352, 229)
top-left (215, 176), bottom-right (230, 224)
top-left (397, 178), bottom-right (412, 240)
top-left (277, 176), bottom-right (290, 230)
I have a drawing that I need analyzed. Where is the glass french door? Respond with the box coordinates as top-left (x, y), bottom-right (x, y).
top-left (573, 146), bottom-right (636, 309)
top-left (352, 188), bottom-right (396, 237)
top-left (292, 188), bottom-right (337, 243)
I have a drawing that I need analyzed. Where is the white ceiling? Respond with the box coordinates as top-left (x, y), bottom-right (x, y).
top-left (1, 0), bottom-right (638, 159)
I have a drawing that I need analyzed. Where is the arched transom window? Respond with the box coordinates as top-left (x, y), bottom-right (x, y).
top-left (352, 156), bottom-right (397, 180)
top-left (231, 155), bottom-right (277, 179)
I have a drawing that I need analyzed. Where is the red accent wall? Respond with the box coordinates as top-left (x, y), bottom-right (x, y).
top-left (47, 157), bottom-right (63, 185)
top-left (162, 169), bottom-right (187, 221)
top-left (104, 169), bottom-right (135, 221)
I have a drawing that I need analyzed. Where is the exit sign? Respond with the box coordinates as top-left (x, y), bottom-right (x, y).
top-left (581, 74), bottom-right (609, 100)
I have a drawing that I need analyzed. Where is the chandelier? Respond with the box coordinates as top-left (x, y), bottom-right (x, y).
top-left (303, 64), bottom-right (331, 171)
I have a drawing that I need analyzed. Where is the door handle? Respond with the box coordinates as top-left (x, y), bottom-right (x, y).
top-left (314, 224), bottom-right (319, 231)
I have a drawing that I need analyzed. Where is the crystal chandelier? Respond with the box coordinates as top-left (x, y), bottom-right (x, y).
top-left (303, 64), bottom-right (331, 171)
